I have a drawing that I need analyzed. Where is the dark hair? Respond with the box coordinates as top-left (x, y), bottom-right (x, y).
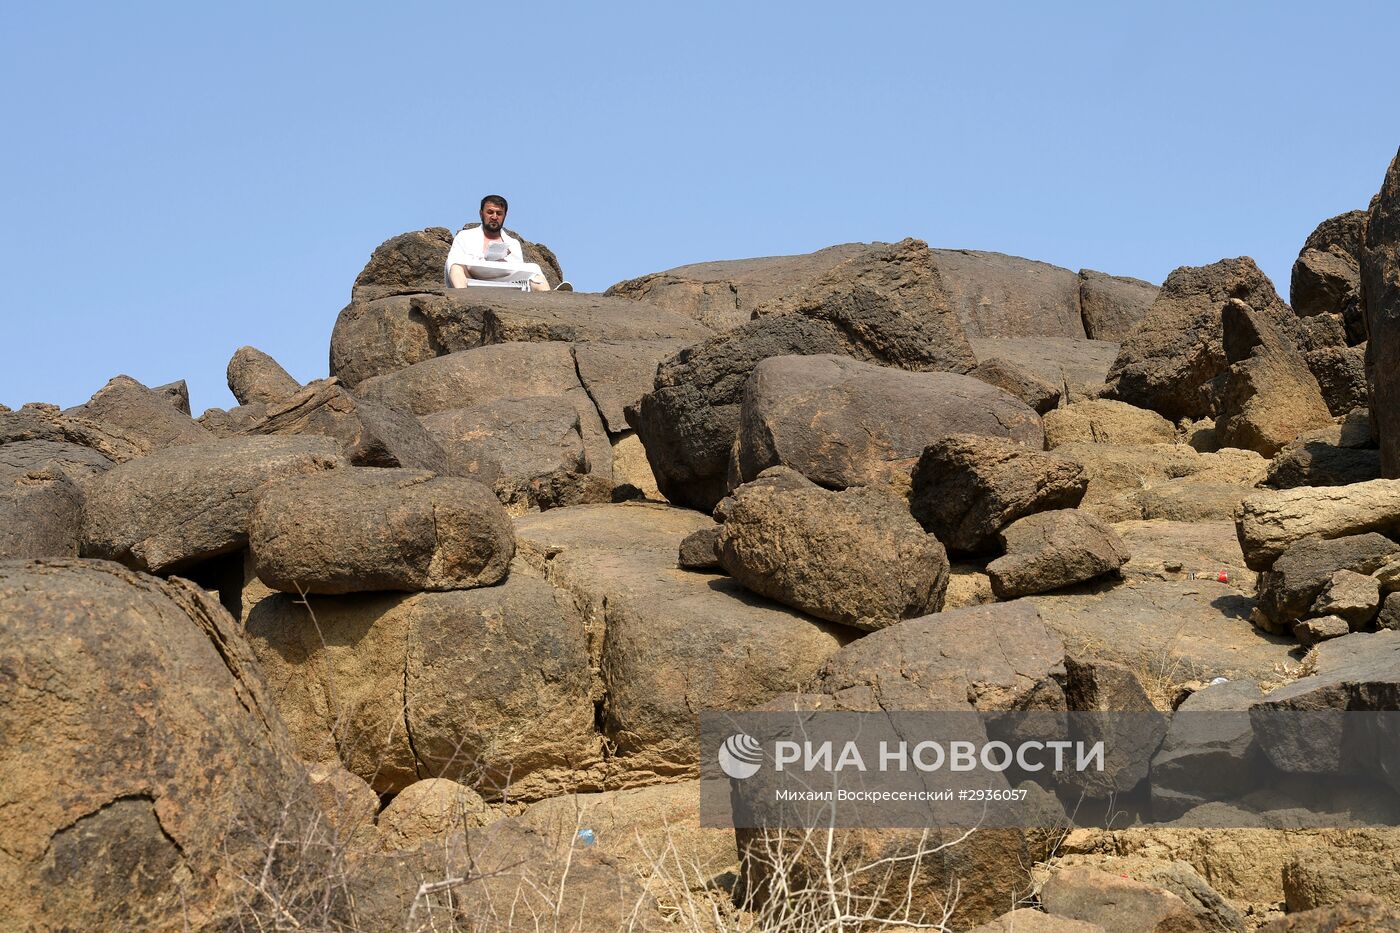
top-left (480, 194), bottom-right (508, 213)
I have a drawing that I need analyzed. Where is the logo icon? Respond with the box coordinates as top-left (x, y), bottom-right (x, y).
top-left (718, 733), bottom-right (763, 779)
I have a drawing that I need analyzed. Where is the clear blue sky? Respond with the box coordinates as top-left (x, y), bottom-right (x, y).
top-left (3, 2), bottom-right (1397, 414)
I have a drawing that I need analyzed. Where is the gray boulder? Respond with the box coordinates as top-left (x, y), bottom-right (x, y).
top-left (967, 356), bottom-right (1063, 414)
top-left (909, 434), bottom-right (1086, 555)
top-left (677, 525), bottom-right (721, 570)
top-left (0, 406), bottom-right (146, 463)
top-left (246, 572), bottom-right (601, 800)
top-left (245, 379), bottom-right (449, 472)
top-left (1061, 659), bottom-right (1168, 797)
top-left (0, 470), bottom-right (83, 559)
top-left (0, 438), bottom-right (113, 483)
top-left (572, 338), bottom-right (696, 433)
top-left (1216, 299), bottom-right (1332, 457)
top-left (249, 468), bottom-right (513, 594)
top-left (1078, 268), bottom-right (1159, 341)
top-left (987, 510), bottom-right (1130, 599)
top-left (731, 354), bottom-right (1044, 494)
top-left (970, 337), bottom-right (1121, 397)
top-left (717, 469), bottom-right (949, 630)
top-left (1362, 148), bottom-right (1400, 477)
top-left (1149, 679), bottom-right (1265, 820)
top-left (1309, 569), bottom-right (1381, 626)
top-left (82, 436), bottom-right (344, 573)
top-left (633, 240), bottom-right (977, 510)
top-left (63, 375), bottom-right (211, 453)
top-left (925, 247), bottom-right (1084, 339)
top-left (1292, 209), bottom-right (1368, 344)
top-left (328, 294), bottom-right (440, 388)
top-left (1106, 257), bottom-right (1308, 421)
top-left (1254, 533), bottom-right (1400, 631)
top-left (226, 345), bottom-right (301, 406)
top-left (355, 341), bottom-right (582, 417)
top-left (0, 560), bottom-right (336, 931)
top-left (1303, 344), bottom-right (1370, 417)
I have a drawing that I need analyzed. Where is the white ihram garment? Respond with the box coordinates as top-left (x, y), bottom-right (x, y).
top-left (443, 227), bottom-right (544, 288)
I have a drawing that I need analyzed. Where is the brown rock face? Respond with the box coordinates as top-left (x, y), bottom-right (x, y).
top-left (245, 572), bottom-right (602, 799)
top-left (0, 469), bottom-right (83, 558)
top-left (328, 294), bottom-right (440, 389)
top-left (226, 345), bottom-right (301, 405)
top-left (716, 469), bottom-right (949, 630)
top-left (1043, 398), bottom-right (1176, 448)
top-left (1216, 299), bottom-right (1333, 457)
top-left (1078, 268), bottom-right (1159, 341)
top-left (987, 509), bottom-right (1131, 599)
top-left (1039, 866), bottom-right (1209, 932)
top-left (249, 468), bottom-right (514, 594)
top-left (909, 434), bottom-right (1087, 555)
top-left (1106, 257), bottom-right (1304, 421)
top-left (968, 356), bottom-right (1063, 413)
top-left (0, 560), bottom-right (338, 931)
top-left (1362, 148), bottom-right (1400, 477)
top-left (1235, 479), bottom-right (1400, 571)
top-left (632, 238), bottom-right (977, 510)
top-left (1292, 209), bottom-right (1368, 343)
top-left (356, 341), bottom-right (582, 417)
top-left (63, 374), bottom-right (212, 453)
top-left (925, 247), bottom-right (1085, 339)
top-left (375, 778), bottom-right (493, 852)
top-left (81, 435), bottom-right (345, 574)
top-left (731, 354), bottom-right (1045, 495)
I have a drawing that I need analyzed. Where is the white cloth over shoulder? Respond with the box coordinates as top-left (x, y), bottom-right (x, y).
top-left (444, 227), bottom-right (543, 286)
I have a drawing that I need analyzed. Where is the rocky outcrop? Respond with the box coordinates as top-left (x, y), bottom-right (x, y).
top-left (1039, 866), bottom-right (1214, 932)
top-left (356, 341), bottom-right (582, 417)
top-left (1054, 442), bottom-right (1267, 523)
top-left (1362, 148), bottom-right (1400, 477)
top-left (375, 778), bottom-right (493, 851)
top-left (970, 336), bottom-right (1121, 398)
top-left (1149, 679), bottom-right (1264, 820)
top-left (716, 469), bottom-right (949, 630)
top-left (249, 468), bottom-right (514, 594)
top-left (1266, 437), bottom-right (1382, 489)
top-left (1303, 344), bottom-right (1370, 416)
top-left (514, 502), bottom-right (849, 780)
top-left (986, 510), bottom-right (1130, 599)
top-left (909, 434), bottom-right (1086, 555)
top-left (730, 354), bottom-right (1043, 494)
top-left (0, 560), bottom-right (336, 931)
top-left (478, 290), bottom-right (712, 343)
top-left (64, 374), bottom-right (212, 453)
top-left (0, 469), bottom-right (83, 559)
top-left (1216, 299), bottom-right (1333, 457)
top-left (246, 571), bottom-right (601, 799)
top-left (926, 247), bottom-right (1085, 339)
top-left (571, 338), bottom-right (695, 433)
top-left (967, 356), bottom-right (1063, 413)
top-left (1254, 533), bottom-right (1400, 631)
top-left (1078, 268), bottom-right (1159, 341)
top-left (82, 436), bottom-right (344, 574)
top-left (226, 345), bottom-right (301, 405)
top-left (328, 294), bottom-right (440, 388)
top-left (632, 240), bottom-right (978, 510)
top-left (1106, 257), bottom-right (1306, 421)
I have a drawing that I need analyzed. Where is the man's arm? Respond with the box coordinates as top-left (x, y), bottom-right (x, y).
top-left (447, 263), bottom-right (470, 287)
top-left (444, 228), bottom-right (483, 286)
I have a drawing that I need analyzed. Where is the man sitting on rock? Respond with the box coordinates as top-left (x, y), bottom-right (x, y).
top-left (444, 194), bottom-right (569, 292)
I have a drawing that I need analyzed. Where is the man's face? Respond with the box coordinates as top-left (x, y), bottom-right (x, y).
top-left (480, 202), bottom-right (506, 233)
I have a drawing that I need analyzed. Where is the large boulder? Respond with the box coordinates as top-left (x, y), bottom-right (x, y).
top-left (245, 379), bottom-right (449, 472)
top-left (63, 375), bottom-right (211, 453)
top-left (1059, 442), bottom-right (1268, 523)
top-left (82, 436), bottom-right (345, 573)
top-left (513, 502), bottom-right (850, 781)
top-left (909, 433), bottom-right (1087, 555)
top-left (0, 469), bottom-right (83, 559)
top-left (968, 355), bottom-right (1063, 413)
top-left (1250, 630), bottom-right (1400, 792)
top-left (226, 345), bottom-right (301, 406)
top-left (1235, 478), bottom-right (1400, 570)
top-left (1303, 344), bottom-right (1370, 416)
top-left (1292, 209), bottom-right (1368, 343)
top-left (716, 469), bottom-right (949, 630)
top-left (606, 242), bottom-right (872, 331)
top-left (422, 396), bottom-right (605, 511)
top-left (925, 247), bottom-right (1085, 339)
top-left (0, 437), bottom-right (114, 482)
top-left (1266, 437), bottom-right (1382, 489)
top-left (246, 571), bottom-right (602, 799)
top-left (355, 341), bottom-right (582, 417)
top-left (350, 225), bottom-right (562, 302)
top-left (0, 560), bottom-right (338, 931)
top-left (1216, 299), bottom-right (1333, 457)
top-left (249, 468), bottom-right (513, 594)
top-left (1039, 865), bottom-right (1214, 933)
top-left (986, 510), bottom-right (1130, 599)
top-left (730, 354), bottom-right (1044, 494)
top-left (375, 778), bottom-right (493, 852)
top-left (1078, 268), bottom-right (1159, 341)
top-left (328, 294), bottom-right (440, 389)
top-left (1106, 257), bottom-right (1307, 421)
top-left (1043, 399), bottom-right (1176, 448)
top-left (1362, 149), bottom-right (1400, 477)
top-left (1149, 679), bottom-right (1265, 820)
top-left (632, 240), bottom-right (977, 510)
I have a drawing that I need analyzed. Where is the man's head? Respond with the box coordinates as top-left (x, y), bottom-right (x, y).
top-left (479, 195), bottom-right (508, 234)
